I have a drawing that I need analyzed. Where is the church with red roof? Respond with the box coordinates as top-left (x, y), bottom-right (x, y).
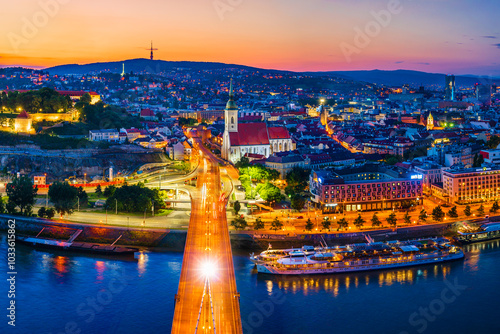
top-left (221, 80), bottom-right (293, 162)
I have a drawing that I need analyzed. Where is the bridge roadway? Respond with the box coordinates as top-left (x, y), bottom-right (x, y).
top-left (171, 139), bottom-right (243, 334)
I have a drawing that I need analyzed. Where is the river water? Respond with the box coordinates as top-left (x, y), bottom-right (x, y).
top-left (1, 234), bottom-right (500, 334)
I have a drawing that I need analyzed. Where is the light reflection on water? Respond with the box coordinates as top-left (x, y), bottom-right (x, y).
top-left (254, 239), bottom-right (500, 299)
top-left (262, 266), bottom-right (444, 297)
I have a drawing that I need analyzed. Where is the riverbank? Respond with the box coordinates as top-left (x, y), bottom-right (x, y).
top-left (1, 214), bottom-right (459, 252)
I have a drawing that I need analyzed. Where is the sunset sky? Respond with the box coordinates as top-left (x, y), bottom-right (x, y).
top-left (1, 0), bottom-right (500, 75)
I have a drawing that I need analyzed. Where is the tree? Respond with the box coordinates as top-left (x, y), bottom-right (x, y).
top-left (473, 153), bottom-right (484, 168)
top-left (6, 176), bottom-right (38, 216)
top-left (447, 206), bottom-right (458, 218)
top-left (103, 185), bottom-right (116, 198)
top-left (253, 218), bottom-right (265, 231)
top-left (403, 211), bottom-right (412, 225)
top-left (256, 183), bottom-right (283, 204)
top-left (487, 135), bottom-right (500, 149)
top-left (291, 195), bottom-right (305, 212)
top-left (231, 216), bottom-right (247, 230)
top-left (233, 200), bottom-right (241, 215)
top-left (464, 205), bottom-right (472, 217)
top-left (432, 206), bottom-right (445, 222)
top-left (77, 187), bottom-right (88, 209)
top-left (95, 184), bottom-right (102, 196)
top-left (45, 208), bottom-right (55, 219)
top-left (38, 207), bottom-right (46, 218)
top-left (48, 181), bottom-right (78, 216)
top-left (322, 217), bottom-right (331, 231)
top-left (286, 167), bottom-right (310, 194)
top-left (353, 214), bottom-right (365, 229)
top-left (0, 196), bottom-right (4, 214)
top-left (107, 184), bottom-right (163, 213)
top-left (305, 218), bottom-right (314, 232)
top-left (419, 208), bottom-right (427, 222)
top-left (491, 201), bottom-right (500, 213)
top-left (386, 212), bottom-right (397, 227)
top-left (270, 217), bottom-right (283, 231)
top-left (235, 157), bottom-right (250, 169)
top-left (337, 218), bottom-right (349, 230)
top-left (6, 201), bottom-right (16, 215)
top-left (477, 204), bottom-right (485, 216)
top-left (371, 213), bottom-right (382, 227)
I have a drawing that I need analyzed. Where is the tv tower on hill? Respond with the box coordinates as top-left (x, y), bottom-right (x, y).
top-left (149, 41), bottom-right (158, 60)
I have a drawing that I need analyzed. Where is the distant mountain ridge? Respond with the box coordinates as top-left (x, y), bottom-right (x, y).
top-left (307, 69), bottom-right (498, 88)
top-left (45, 58), bottom-right (284, 75)
top-left (45, 59), bottom-right (498, 88)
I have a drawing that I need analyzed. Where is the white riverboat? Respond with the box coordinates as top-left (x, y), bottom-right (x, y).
top-left (254, 238), bottom-right (464, 275)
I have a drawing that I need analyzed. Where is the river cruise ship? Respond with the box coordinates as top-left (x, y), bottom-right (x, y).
top-left (254, 238), bottom-right (464, 275)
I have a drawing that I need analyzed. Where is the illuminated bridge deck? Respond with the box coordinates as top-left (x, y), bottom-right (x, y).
top-left (171, 142), bottom-right (243, 334)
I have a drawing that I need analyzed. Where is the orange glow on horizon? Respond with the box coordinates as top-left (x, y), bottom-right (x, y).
top-left (0, 0), bottom-right (498, 75)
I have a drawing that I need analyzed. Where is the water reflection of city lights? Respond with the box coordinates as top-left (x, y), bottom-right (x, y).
top-left (53, 256), bottom-right (69, 276)
top-left (138, 252), bottom-right (148, 275)
top-left (95, 261), bottom-right (105, 282)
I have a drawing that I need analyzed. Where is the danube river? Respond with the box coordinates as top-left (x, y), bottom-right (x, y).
top-left (2, 234), bottom-right (500, 334)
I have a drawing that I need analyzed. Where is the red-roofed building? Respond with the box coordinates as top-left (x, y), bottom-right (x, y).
top-left (15, 111), bottom-right (32, 133)
top-left (221, 81), bottom-right (293, 162)
top-left (140, 108), bottom-right (157, 121)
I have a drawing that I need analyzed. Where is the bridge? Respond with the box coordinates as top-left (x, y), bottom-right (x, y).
top-left (171, 138), bottom-right (243, 334)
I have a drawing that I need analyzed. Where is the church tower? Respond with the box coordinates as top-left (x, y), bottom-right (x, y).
top-left (427, 111), bottom-right (434, 131)
top-left (222, 79), bottom-right (238, 160)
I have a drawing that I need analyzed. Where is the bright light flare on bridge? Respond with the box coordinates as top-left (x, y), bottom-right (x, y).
top-left (201, 261), bottom-right (217, 278)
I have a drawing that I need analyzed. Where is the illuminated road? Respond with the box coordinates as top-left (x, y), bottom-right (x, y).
top-left (172, 138), bottom-right (243, 334)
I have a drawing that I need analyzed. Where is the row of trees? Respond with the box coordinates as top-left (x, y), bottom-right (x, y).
top-left (1, 176), bottom-right (155, 218)
top-left (0, 88), bottom-right (73, 114)
top-left (105, 184), bottom-right (166, 213)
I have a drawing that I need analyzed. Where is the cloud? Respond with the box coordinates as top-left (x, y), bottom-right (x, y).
top-left (493, 43), bottom-right (500, 49)
top-left (415, 62), bottom-right (431, 65)
top-left (482, 35), bottom-right (498, 39)
top-left (394, 61), bottom-right (404, 64)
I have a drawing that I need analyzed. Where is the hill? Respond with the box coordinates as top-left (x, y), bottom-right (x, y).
top-left (45, 60), bottom-right (498, 88)
top-left (308, 69), bottom-right (498, 88)
top-left (45, 58), bottom-right (284, 75)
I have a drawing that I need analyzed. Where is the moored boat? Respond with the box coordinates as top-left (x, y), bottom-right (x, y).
top-left (454, 223), bottom-right (500, 244)
top-left (17, 235), bottom-right (139, 257)
top-left (254, 238), bottom-right (464, 275)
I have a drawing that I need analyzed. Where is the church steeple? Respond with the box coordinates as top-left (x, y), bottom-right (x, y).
top-left (427, 111), bottom-right (434, 131)
top-left (226, 78), bottom-right (238, 111)
top-left (224, 78), bottom-right (238, 133)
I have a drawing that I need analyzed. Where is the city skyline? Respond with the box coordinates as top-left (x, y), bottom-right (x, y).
top-left (1, 0), bottom-right (500, 75)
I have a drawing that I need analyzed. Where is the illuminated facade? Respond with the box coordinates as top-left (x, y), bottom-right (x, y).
top-left (310, 169), bottom-right (423, 212)
top-left (445, 75), bottom-right (455, 101)
top-left (14, 111), bottom-right (32, 133)
top-left (426, 112), bottom-right (434, 131)
top-left (442, 166), bottom-right (500, 204)
top-left (221, 80), bottom-right (292, 163)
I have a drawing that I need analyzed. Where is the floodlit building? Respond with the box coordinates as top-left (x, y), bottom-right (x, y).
top-left (442, 165), bottom-right (500, 204)
top-left (14, 111), bottom-right (32, 133)
top-left (221, 80), bottom-right (292, 162)
top-left (310, 166), bottom-right (423, 213)
top-left (89, 129), bottom-right (120, 142)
